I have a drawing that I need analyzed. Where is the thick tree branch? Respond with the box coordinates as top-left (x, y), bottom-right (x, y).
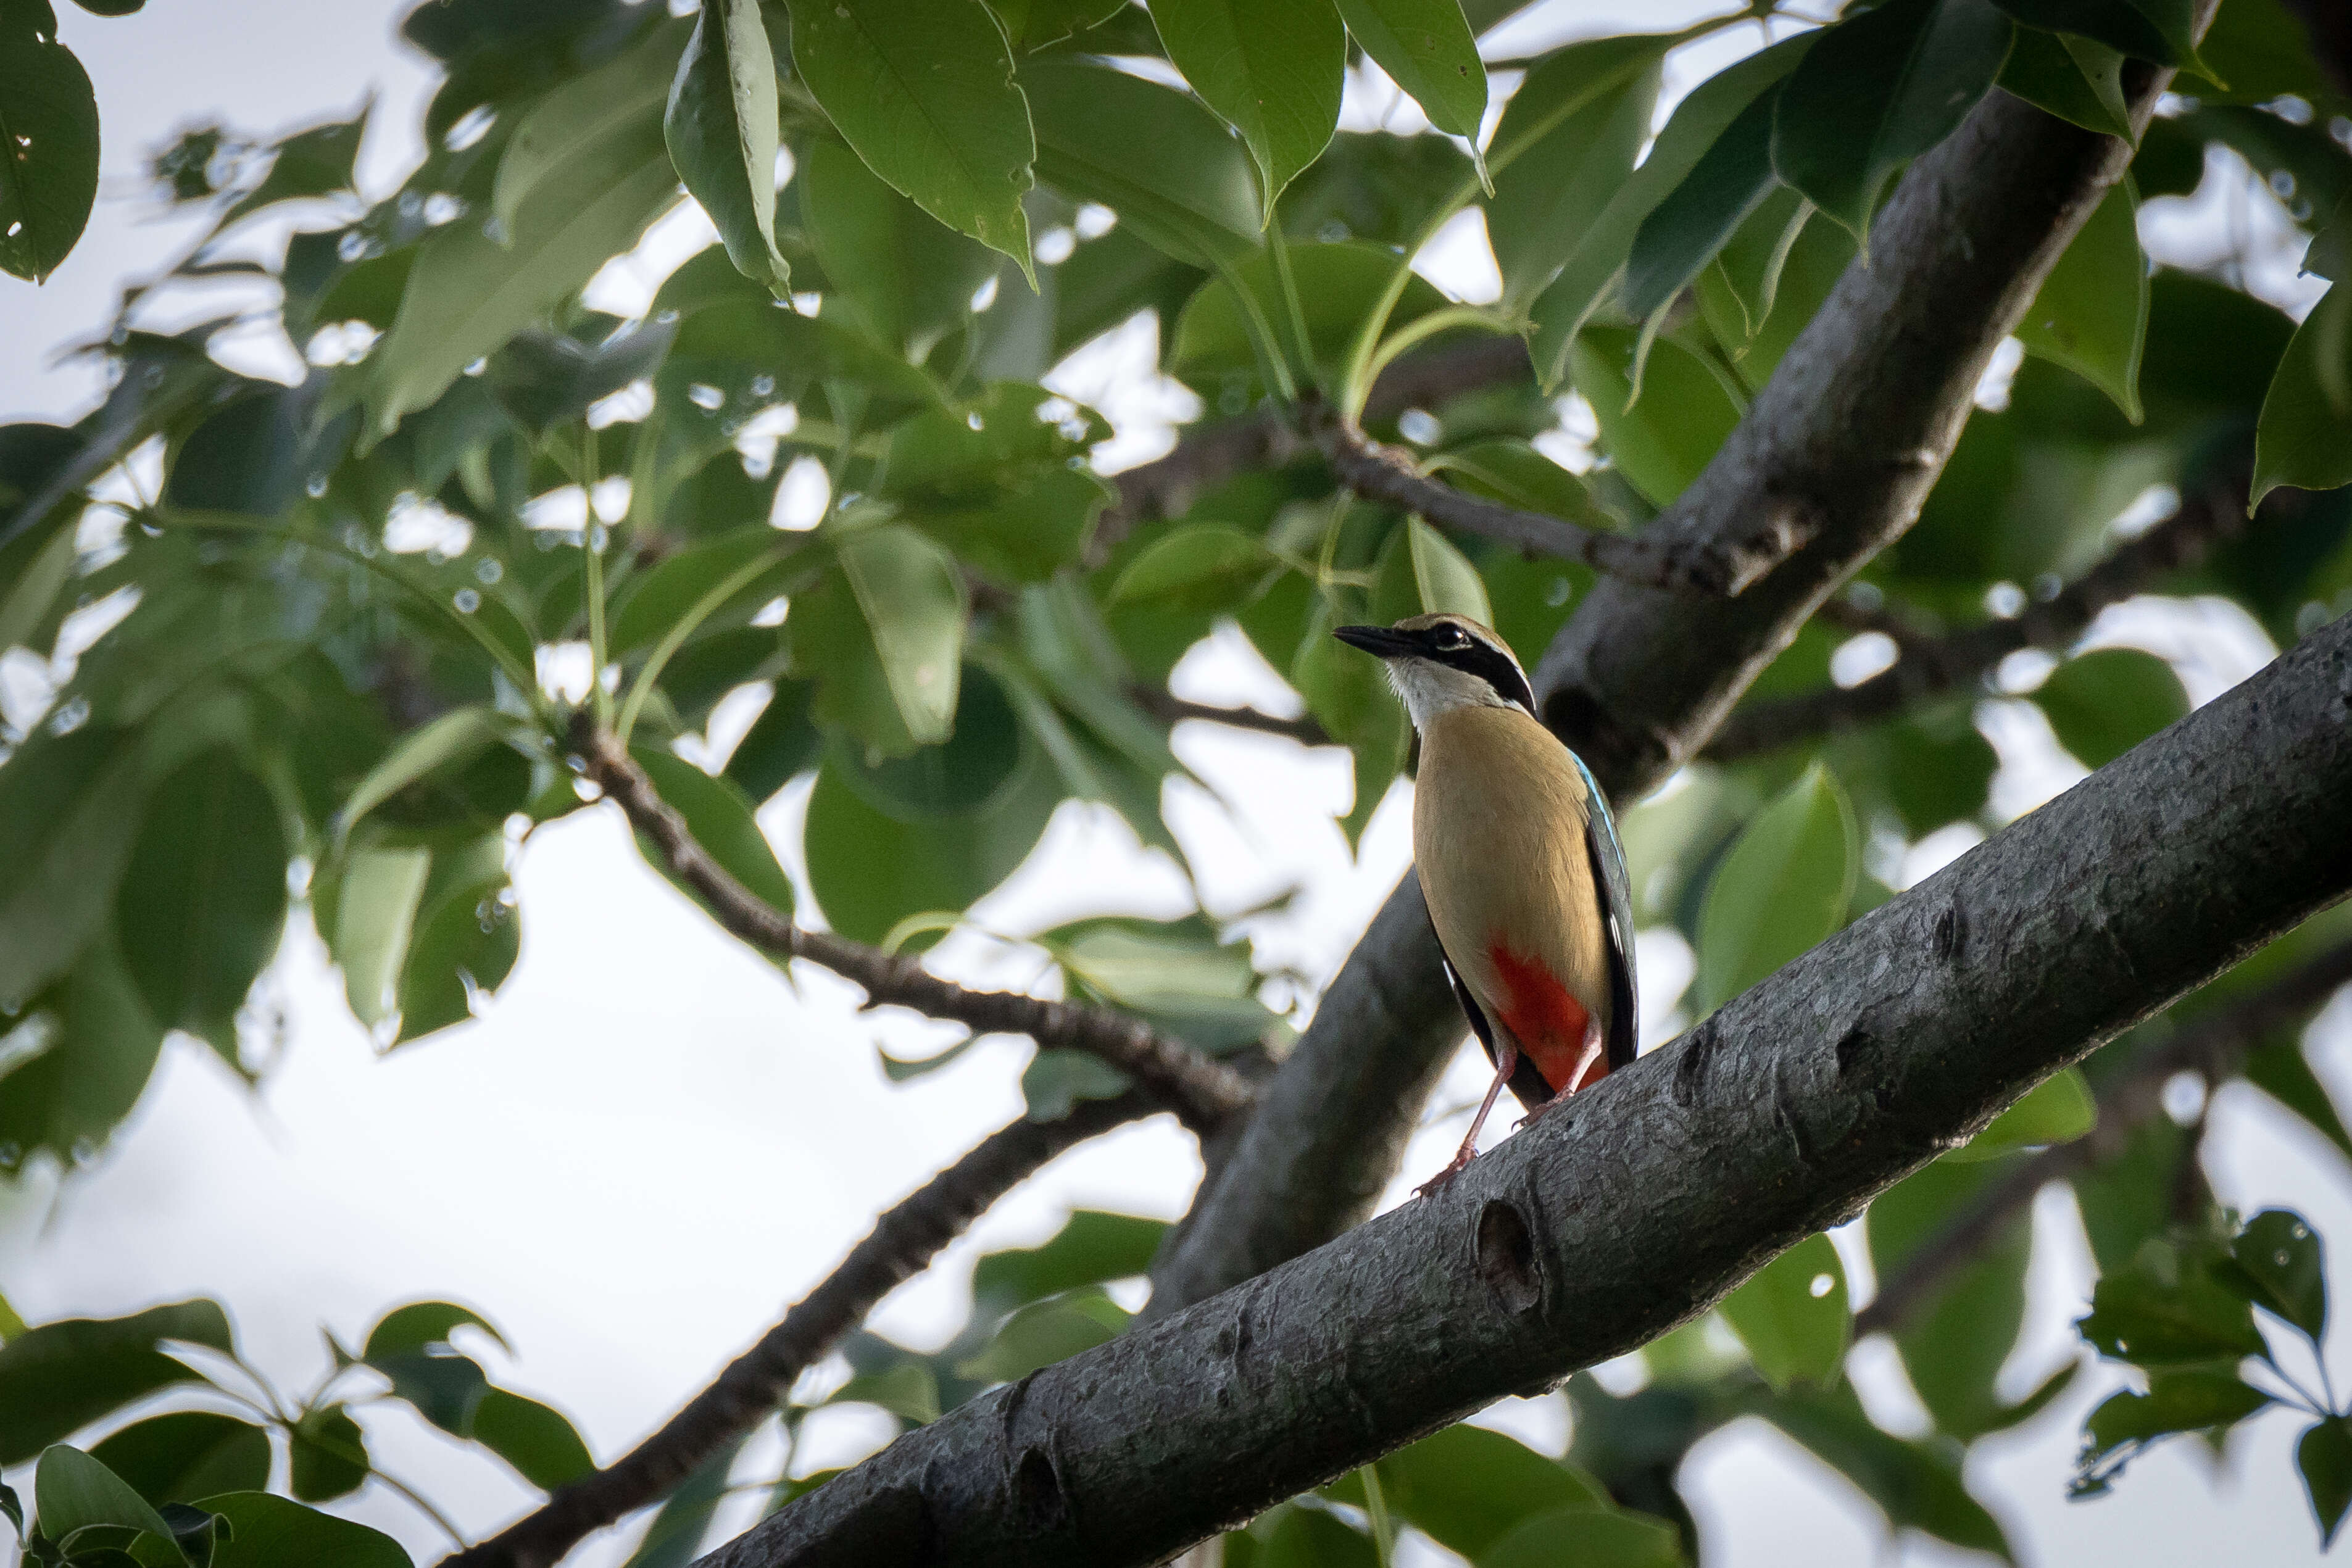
top-left (1855, 940), bottom-right (2352, 1338)
top-left (1125, 684), bottom-right (1331, 747)
top-left (445, 1092), bottom-right (1157, 1568)
top-left (1705, 471), bottom-right (2255, 761)
top-left (1149, 59), bottom-right (2185, 1317)
top-left (1087, 337), bottom-right (1532, 566)
top-left (1306, 396), bottom-right (1812, 594)
top-left (715, 600), bottom-right (2352, 1568)
top-left (573, 721), bottom-right (1254, 1134)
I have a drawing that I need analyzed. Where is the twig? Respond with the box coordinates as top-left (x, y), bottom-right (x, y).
top-left (572, 718), bottom-right (1257, 1134)
top-left (1856, 941), bottom-right (2352, 1338)
top-left (1705, 473), bottom-right (2258, 760)
top-left (1305, 396), bottom-right (1805, 595)
top-left (442, 1092), bottom-right (1159, 1568)
top-left (1086, 336), bottom-right (1532, 567)
top-left (1126, 685), bottom-right (1331, 747)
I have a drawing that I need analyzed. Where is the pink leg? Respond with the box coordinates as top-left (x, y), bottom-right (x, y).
top-left (1518, 1016), bottom-right (1607, 1129)
top-left (1416, 1035), bottom-right (1519, 1198)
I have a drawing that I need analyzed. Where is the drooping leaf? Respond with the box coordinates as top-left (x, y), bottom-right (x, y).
top-left (1324, 1423), bottom-right (1610, 1562)
top-left (1761, 1383), bottom-right (2011, 1557)
top-left (1718, 1232), bottom-right (1849, 1392)
top-left (1169, 239), bottom-right (1450, 391)
top-left (1771, 0), bottom-right (2013, 243)
top-left (2016, 178), bottom-right (2148, 422)
top-left (801, 747), bottom-right (1057, 944)
top-left (1369, 516), bottom-right (1492, 626)
top-left (2079, 1249), bottom-right (2269, 1366)
top-left (1868, 1155), bottom-right (2037, 1440)
top-left (1948, 1066), bottom-right (2096, 1160)
top-left (2300, 1418), bottom-right (2352, 1548)
top-left (88, 1414), bottom-right (271, 1509)
top-left (33, 1445), bottom-right (187, 1566)
top-left (1152, 0), bottom-right (1345, 219)
top-left (2245, 1032), bottom-right (2352, 1169)
top-left (784, 0), bottom-right (1037, 268)
top-left (665, 0), bottom-right (792, 296)
top-left (791, 523), bottom-right (968, 756)
top-left (1997, 27), bottom-right (2133, 138)
top-left (1623, 80), bottom-right (1785, 325)
top-left (800, 135), bottom-right (998, 361)
top-left (2075, 1369), bottom-right (2272, 1490)
top-left (2034, 647), bottom-right (2188, 769)
top-left (1696, 762), bottom-right (1857, 1011)
top-left (197, 1491), bottom-right (413, 1568)
top-left (827, 664), bottom-right (1025, 820)
top-left (0, 1304), bottom-right (232, 1470)
top-left (287, 1404), bottom-right (367, 1503)
top-left (336, 706), bottom-right (530, 841)
top-left (1294, 597), bottom-right (1411, 848)
top-left (114, 748), bottom-right (289, 1052)
top-left (983, 0), bottom-right (1125, 51)
top-left (0, 10), bottom-right (99, 282)
top-left (492, 17), bottom-right (686, 231)
top-left (618, 1437), bottom-right (744, 1568)
top-left (470, 1388), bottom-right (597, 1492)
top-left (2215, 1208), bottom-right (2327, 1343)
top-left (1334, 0), bottom-right (1487, 142)
top-left (1985, 0), bottom-right (2204, 71)
top-left (970, 1210), bottom-right (1169, 1317)
top-left (955, 1287), bottom-right (1129, 1382)
top-left (2253, 280), bottom-right (2352, 511)
top-left (1483, 35), bottom-right (1663, 313)
top-left (1565, 325), bottom-right (1744, 508)
top-left (723, 679), bottom-right (822, 802)
top-left (0, 723), bottom-right (152, 1005)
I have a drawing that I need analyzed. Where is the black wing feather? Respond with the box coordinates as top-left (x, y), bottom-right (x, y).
top-left (1570, 750), bottom-right (1640, 1071)
top-left (1431, 921), bottom-right (1553, 1114)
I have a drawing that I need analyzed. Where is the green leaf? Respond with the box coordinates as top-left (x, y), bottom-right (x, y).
top-left (801, 748), bottom-right (1056, 944)
top-left (1170, 239), bottom-right (1451, 390)
top-left (793, 524), bottom-right (968, 755)
top-left (1369, 517), bottom-right (1493, 626)
top-left (1695, 761), bottom-right (1856, 1011)
top-left (87, 1416), bottom-right (270, 1510)
top-left (829, 1360), bottom-right (941, 1424)
top-left (287, 1405), bottom-right (367, 1503)
top-left (800, 136), bottom-right (998, 361)
top-left (470, 1388), bottom-right (596, 1492)
top-left (1718, 1232), bottom-right (1849, 1392)
top-left (1329, 1424), bottom-right (1608, 1562)
top-left (392, 842), bottom-right (519, 1047)
top-left (829, 663), bottom-right (1026, 819)
top-left (1867, 1155), bottom-right (2035, 1439)
top-left (1985, 0), bottom-right (2204, 71)
top-left (2217, 1208), bottom-right (2327, 1343)
top-left (1527, 34), bottom-right (1814, 389)
top-left (1564, 325), bottom-right (1744, 508)
top-left (609, 531), bottom-right (784, 658)
top-left (2079, 1253), bottom-right (2268, 1366)
top-left (219, 104), bottom-right (372, 226)
top-left (1108, 523), bottom-right (1276, 614)
top-left (0, 724), bottom-right (151, 1005)
top-left (1771, 0), bottom-right (2013, 243)
top-left (0, 20), bottom-right (98, 281)
top-left (0, 937), bottom-right (165, 1169)
top-left (2034, 647), bottom-right (2188, 769)
top-left (784, 0), bottom-right (1036, 270)
top-left (1021, 1045), bottom-right (1133, 1118)
top-left (1479, 1507), bottom-right (1686, 1568)
top-left (1760, 1383), bottom-right (2010, 1556)
top-left (633, 744), bottom-right (796, 919)
top-left (492, 20), bottom-right (686, 233)
top-left (325, 841), bottom-right (431, 1029)
top-left (1334, 0), bottom-right (1486, 141)
top-left (1997, 27), bottom-right (2133, 138)
top-left (1294, 597), bottom-right (1410, 848)
top-left (2016, 178), bottom-right (2147, 421)
top-left (665, 0), bottom-right (792, 296)
top-left (1019, 55), bottom-right (1260, 267)
top-left (196, 1491), bottom-right (412, 1568)
top-left (2253, 280), bottom-right (2352, 510)
top-left (2301, 1418), bottom-right (2352, 1548)
top-left (883, 380), bottom-right (1105, 499)
top-left (363, 121), bottom-right (678, 434)
top-left (162, 383), bottom-right (321, 518)
top-left (1622, 80), bottom-right (1784, 325)
top-left (983, 0), bottom-right (1124, 51)
top-left (971, 1210), bottom-right (1169, 1316)
top-left (2245, 1032), bottom-right (2352, 1169)
top-left (336, 707), bottom-right (528, 842)
top-left (617, 1438), bottom-right (742, 1568)
top-left (955, 1287), bottom-right (1128, 1382)
top-left (34, 1446), bottom-right (187, 1566)
top-left (1152, 0), bottom-right (1344, 219)
top-left (0, 1301), bottom-right (231, 1467)
top-left (723, 679), bottom-right (821, 802)
top-left (1483, 35), bottom-right (1666, 315)
top-left (114, 749), bottom-right (288, 1052)
top-left (2076, 1369), bottom-right (2272, 1477)
top-left (1948, 1066), bottom-right (2096, 1160)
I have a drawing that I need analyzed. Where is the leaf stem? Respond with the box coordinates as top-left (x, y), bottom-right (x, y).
top-left (370, 1462), bottom-right (469, 1548)
top-left (1264, 218), bottom-right (1318, 392)
top-left (584, 426), bottom-right (613, 729)
top-left (613, 550), bottom-right (784, 745)
top-left (1358, 1462), bottom-right (1395, 1567)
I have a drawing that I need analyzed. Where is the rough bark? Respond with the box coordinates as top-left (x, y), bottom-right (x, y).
top-left (1147, 64), bottom-right (2180, 1316)
top-left (710, 603), bottom-right (2352, 1568)
top-left (443, 1094), bottom-right (1158, 1568)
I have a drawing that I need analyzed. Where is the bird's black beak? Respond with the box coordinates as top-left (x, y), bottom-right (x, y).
top-left (1334, 624), bottom-right (1415, 658)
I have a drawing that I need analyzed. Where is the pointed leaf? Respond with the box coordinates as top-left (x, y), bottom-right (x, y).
top-left (88, 1415), bottom-right (270, 1509)
top-left (1771, 0), bottom-right (2013, 242)
top-left (0, 1302), bottom-right (233, 1467)
top-left (2253, 280), bottom-right (2352, 511)
top-left (493, 18), bottom-right (687, 232)
top-left (631, 745), bottom-right (797, 918)
top-left (1152, 0), bottom-right (1345, 218)
top-left (2303, 1418), bottom-right (2352, 1548)
top-left (1987, 0), bottom-right (2204, 70)
top-left (2017, 178), bottom-right (2147, 421)
top-left (34, 1446), bottom-right (187, 1566)
top-left (1997, 27), bottom-right (2133, 138)
top-left (2078, 1369), bottom-right (2271, 1471)
top-left (784, 0), bottom-right (1036, 268)
top-left (470, 1388), bottom-right (596, 1492)
top-left (2220, 1208), bottom-right (2327, 1342)
top-left (1334, 0), bottom-right (1486, 141)
top-left (665, 0), bottom-right (792, 295)
top-left (1479, 1507), bottom-right (1686, 1568)
top-left (800, 137), bottom-right (997, 360)
top-left (1697, 762), bottom-right (1856, 1011)
top-left (1948, 1066), bottom-right (2096, 1160)
top-left (0, 20), bottom-right (98, 281)
top-left (287, 1405), bottom-right (367, 1503)
top-left (1623, 80), bottom-right (1784, 324)
top-left (195, 1491), bottom-right (413, 1568)
top-left (1565, 326), bottom-right (1745, 508)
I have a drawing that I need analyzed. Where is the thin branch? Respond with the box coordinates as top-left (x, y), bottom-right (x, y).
top-left (1305, 396), bottom-right (1813, 596)
top-left (1126, 684), bottom-right (1331, 747)
top-left (1855, 940), bottom-right (2352, 1338)
top-left (1085, 336), bottom-right (1532, 568)
top-left (1705, 471), bottom-right (2256, 761)
top-left (572, 718), bottom-right (1256, 1134)
top-left (442, 1090), bottom-right (1158, 1568)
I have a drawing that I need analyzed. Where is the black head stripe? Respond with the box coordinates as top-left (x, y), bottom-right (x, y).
top-left (1431, 637), bottom-right (1536, 715)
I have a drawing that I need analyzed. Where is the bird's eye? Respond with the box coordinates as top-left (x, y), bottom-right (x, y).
top-left (1436, 626), bottom-right (1469, 650)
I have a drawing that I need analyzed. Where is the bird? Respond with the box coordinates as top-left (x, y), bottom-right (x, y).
top-left (1334, 612), bottom-right (1637, 1192)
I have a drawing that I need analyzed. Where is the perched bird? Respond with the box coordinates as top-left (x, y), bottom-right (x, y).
top-left (1334, 612), bottom-right (1637, 1191)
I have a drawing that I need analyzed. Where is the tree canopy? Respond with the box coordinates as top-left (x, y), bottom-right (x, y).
top-left (6, 0), bottom-right (2352, 1564)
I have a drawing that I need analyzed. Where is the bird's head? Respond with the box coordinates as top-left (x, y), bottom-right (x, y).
top-left (1333, 613), bottom-right (1536, 731)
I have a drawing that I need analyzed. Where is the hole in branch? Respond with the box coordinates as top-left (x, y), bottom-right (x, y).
top-left (1475, 1198), bottom-right (1541, 1316)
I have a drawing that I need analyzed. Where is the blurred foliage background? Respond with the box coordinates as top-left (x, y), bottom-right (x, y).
top-left (6, 0), bottom-right (2352, 1563)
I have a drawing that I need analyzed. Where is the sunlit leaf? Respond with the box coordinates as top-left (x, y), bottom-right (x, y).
top-left (1334, 0), bottom-right (1487, 141)
top-left (1152, 0), bottom-right (1344, 219)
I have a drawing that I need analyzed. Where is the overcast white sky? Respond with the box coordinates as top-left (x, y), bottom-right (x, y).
top-left (4, 3), bottom-right (2350, 1566)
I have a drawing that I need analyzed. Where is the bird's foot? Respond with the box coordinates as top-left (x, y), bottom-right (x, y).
top-left (1413, 1147), bottom-right (1478, 1200)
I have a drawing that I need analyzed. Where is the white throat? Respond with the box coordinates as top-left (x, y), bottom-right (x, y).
top-left (1384, 656), bottom-right (1520, 732)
